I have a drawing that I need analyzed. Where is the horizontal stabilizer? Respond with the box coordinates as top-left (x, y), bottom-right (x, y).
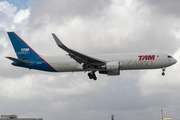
top-left (6, 57), bottom-right (33, 64)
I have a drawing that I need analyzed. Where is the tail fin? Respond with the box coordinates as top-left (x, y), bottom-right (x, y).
top-left (7, 32), bottom-right (39, 60)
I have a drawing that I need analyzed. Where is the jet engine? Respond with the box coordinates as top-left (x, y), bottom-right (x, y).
top-left (99, 61), bottom-right (121, 75)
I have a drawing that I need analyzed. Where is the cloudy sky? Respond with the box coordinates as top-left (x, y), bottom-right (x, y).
top-left (1, 0), bottom-right (180, 120)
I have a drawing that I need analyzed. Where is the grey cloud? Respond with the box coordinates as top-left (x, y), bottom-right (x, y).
top-left (22, 0), bottom-right (180, 56)
top-left (0, 73), bottom-right (175, 120)
top-left (137, 0), bottom-right (180, 17)
top-left (126, 21), bottom-right (179, 54)
top-left (29, 0), bottom-right (112, 29)
top-left (0, 44), bottom-right (3, 52)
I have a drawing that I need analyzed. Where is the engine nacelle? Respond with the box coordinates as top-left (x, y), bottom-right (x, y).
top-left (106, 61), bottom-right (120, 71)
top-left (99, 61), bottom-right (121, 75)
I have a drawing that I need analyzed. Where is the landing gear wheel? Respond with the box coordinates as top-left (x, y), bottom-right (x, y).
top-left (92, 74), bottom-right (97, 80)
top-left (162, 68), bottom-right (166, 76)
top-left (162, 72), bottom-right (165, 76)
top-left (88, 73), bottom-right (93, 79)
top-left (87, 72), bottom-right (97, 80)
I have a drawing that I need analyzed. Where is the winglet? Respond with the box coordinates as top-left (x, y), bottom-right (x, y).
top-left (52, 33), bottom-right (67, 50)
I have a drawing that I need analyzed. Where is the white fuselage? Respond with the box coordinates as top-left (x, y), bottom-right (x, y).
top-left (7, 32), bottom-right (177, 80)
top-left (43, 53), bottom-right (177, 72)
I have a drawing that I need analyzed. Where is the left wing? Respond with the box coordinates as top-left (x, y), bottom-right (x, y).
top-left (52, 34), bottom-right (105, 68)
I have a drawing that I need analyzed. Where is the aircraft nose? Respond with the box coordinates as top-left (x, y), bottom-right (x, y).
top-left (171, 58), bottom-right (177, 65)
top-left (173, 58), bottom-right (177, 64)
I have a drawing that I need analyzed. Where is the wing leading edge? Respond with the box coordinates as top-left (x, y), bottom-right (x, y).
top-left (52, 34), bottom-right (105, 67)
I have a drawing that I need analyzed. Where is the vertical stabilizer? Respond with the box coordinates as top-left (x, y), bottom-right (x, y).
top-left (7, 32), bottom-right (39, 59)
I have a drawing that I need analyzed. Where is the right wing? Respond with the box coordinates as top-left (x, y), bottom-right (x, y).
top-left (52, 34), bottom-right (105, 67)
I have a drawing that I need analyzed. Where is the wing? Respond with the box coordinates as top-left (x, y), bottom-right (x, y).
top-left (52, 34), bottom-right (105, 67)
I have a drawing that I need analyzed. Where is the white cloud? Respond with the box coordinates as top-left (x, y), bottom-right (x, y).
top-left (13, 9), bottom-right (30, 24)
top-left (0, 1), bottom-right (17, 18)
top-left (0, 1), bottom-right (16, 31)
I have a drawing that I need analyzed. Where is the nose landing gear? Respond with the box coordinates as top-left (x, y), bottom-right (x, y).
top-left (88, 71), bottom-right (97, 80)
top-left (162, 68), bottom-right (166, 76)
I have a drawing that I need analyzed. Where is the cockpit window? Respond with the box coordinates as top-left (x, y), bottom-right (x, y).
top-left (168, 56), bottom-right (173, 58)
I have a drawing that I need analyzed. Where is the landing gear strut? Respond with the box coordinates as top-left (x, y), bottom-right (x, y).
top-left (162, 68), bottom-right (166, 76)
top-left (88, 71), bottom-right (97, 80)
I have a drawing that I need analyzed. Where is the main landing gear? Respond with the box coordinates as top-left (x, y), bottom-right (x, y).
top-left (162, 68), bottom-right (166, 76)
top-left (88, 71), bottom-right (97, 80)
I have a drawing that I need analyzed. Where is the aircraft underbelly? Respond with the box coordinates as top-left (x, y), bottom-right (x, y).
top-left (54, 64), bottom-right (82, 72)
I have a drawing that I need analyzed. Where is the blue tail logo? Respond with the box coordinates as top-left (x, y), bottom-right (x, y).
top-left (7, 32), bottom-right (39, 60)
top-left (7, 32), bottom-right (57, 72)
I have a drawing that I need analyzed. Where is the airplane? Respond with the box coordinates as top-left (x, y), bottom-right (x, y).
top-left (6, 32), bottom-right (177, 80)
